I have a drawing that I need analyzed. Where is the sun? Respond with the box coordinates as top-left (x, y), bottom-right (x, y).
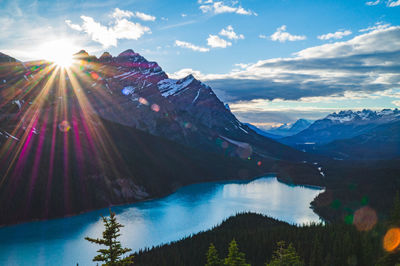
top-left (37, 39), bottom-right (79, 68)
top-left (52, 54), bottom-right (73, 68)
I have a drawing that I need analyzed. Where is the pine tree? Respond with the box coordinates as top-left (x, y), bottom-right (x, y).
top-left (266, 241), bottom-right (304, 266)
top-left (390, 191), bottom-right (400, 227)
top-left (224, 239), bottom-right (250, 266)
top-left (206, 243), bottom-right (223, 266)
top-left (309, 234), bottom-right (323, 266)
top-left (85, 209), bottom-right (133, 266)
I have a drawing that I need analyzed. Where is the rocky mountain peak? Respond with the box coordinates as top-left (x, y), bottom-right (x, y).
top-left (99, 51), bottom-right (112, 60)
top-left (0, 52), bottom-right (17, 63)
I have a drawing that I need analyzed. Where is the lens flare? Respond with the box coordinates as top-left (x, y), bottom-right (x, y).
top-left (384, 228), bottom-right (400, 252)
top-left (353, 206), bottom-right (377, 231)
top-left (58, 121), bottom-right (71, 133)
top-left (139, 97), bottom-right (149, 105)
top-left (151, 104), bottom-right (160, 112)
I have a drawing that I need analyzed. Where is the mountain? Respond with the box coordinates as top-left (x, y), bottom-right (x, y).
top-left (313, 120), bottom-right (400, 160)
top-left (281, 109), bottom-right (400, 147)
top-left (243, 123), bottom-right (282, 139)
top-left (265, 119), bottom-right (312, 137)
top-left (0, 52), bottom-right (17, 63)
top-left (0, 50), bottom-right (319, 225)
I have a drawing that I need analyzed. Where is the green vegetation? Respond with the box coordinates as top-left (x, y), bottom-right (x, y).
top-left (132, 212), bottom-right (383, 266)
top-left (266, 241), bottom-right (304, 266)
top-left (224, 239), bottom-right (250, 266)
top-left (206, 243), bottom-right (222, 266)
top-left (85, 209), bottom-right (133, 266)
top-left (130, 193), bottom-right (400, 266)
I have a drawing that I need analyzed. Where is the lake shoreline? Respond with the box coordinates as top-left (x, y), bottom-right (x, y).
top-left (0, 171), bottom-right (326, 228)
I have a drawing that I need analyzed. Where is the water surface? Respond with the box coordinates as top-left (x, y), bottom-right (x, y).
top-left (0, 177), bottom-right (323, 265)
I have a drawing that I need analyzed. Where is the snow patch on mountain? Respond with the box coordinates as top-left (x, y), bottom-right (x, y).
top-left (158, 75), bottom-right (195, 97)
top-left (326, 109), bottom-right (400, 123)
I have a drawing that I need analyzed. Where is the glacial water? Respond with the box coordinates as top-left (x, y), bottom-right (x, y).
top-left (0, 176), bottom-right (323, 265)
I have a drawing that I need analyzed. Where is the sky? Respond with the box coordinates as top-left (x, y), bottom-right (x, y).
top-left (1, 0), bottom-right (400, 128)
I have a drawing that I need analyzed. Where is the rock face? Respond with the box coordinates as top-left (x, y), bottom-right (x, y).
top-left (0, 52), bottom-right (17, 63)
top-left (0, 50), bottom-right (316, 225)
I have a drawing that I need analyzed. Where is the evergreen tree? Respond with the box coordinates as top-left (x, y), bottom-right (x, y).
top-left (266, 241), bottom-right (304, 266)
top-left (206, 243), bottom-right (223, 266)
top-left (390, 191), bottom-right (400, 227)
top-left (309, 234), bottom-right (323, 266)
top-left (224, 239), bottom-right (250, 266)
top-left (85, 209), bottom-right (133, 266)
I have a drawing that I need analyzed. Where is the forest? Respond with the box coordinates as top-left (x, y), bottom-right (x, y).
top-left (131, 195), bottom-right (400, 266)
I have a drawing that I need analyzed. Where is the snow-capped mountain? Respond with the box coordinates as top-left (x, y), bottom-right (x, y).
top-left (281, 109), bottom-right (400, 146)
top-left (326, 109), bottom-right (400, 123)
top-left (266, 119), bottom-right (312, 137)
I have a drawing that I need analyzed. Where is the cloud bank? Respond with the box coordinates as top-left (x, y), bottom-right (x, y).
top-left (173, 26), bottom-right (400, 104)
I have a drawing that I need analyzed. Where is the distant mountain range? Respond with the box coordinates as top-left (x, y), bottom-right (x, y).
top-left (0, 49), bottom-right (320, 225)
top-left (278, 109), bottom-right (400, 159)
top-left (314, 119), bottom-right (400, 160)
top-left (243, 123), bottom-right (282, 139)
top-left (244, 119), bottom-right (312, 140)
top-left (265, 119), bottom-right (312, 137)
top-left (281, 109), bottom-right (400, 145)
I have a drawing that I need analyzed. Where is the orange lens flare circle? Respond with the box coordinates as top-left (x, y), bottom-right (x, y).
top-left (384, 228), bottom-right (400, 252)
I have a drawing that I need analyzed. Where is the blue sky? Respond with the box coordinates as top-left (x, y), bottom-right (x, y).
top-left (1, 0), bottom-right (400, 127)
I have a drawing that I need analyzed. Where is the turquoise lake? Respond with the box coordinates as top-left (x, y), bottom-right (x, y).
top-left (0, 177), bottom-right (323, 265)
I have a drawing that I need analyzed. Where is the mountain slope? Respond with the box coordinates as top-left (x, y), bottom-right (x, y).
top-left (0, 50), bottom-right (321, 225)
top-left (281, 109), bottom-right (400, 147)
top-left (0, 52), bottom-right (17, 63)
top-left (313, 120), bottom-right (400, 160)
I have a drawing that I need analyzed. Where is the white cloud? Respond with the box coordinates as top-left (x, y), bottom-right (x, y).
top-left (65, 20), bottom-right (82, 31)
top-left (133, 11), bottom-right (156, 21)
top-left (359, 22), bottom-right (391, 32)
top-left (181, 13), bottom-right (187, 17)
top-left (168, 68), bottom-right (205, 79)
top-left (111, 8), bottom-right (156, 21)
top-left (318, 30), bottom-right (352, 40)
top-left (259, 34), bottom-right (267, 39)
top-left (364, 0), bottom-right (400, 7)
top-left (270, 25), bottom-right (306, 42)
top-left (175, 40), bottom-right (210, 52)
top-left (388, 0), bottom-right (400, 6)
top-left (66, 13), bottom-right (151, 48)
top-left (199, 1), bottom-right (256, 16)
top-left (112, 8), bottom-right (133, 19)
top-left (392, 100), bottom-right (400, 106)
top-left (219, 25), bottom-right (244, 40)
top-left (297, 25), bottom-right (400, 58)
top-left (207, 34), bottom-right (232, 48)
top-left (366, 0), bottom-right (380, 5)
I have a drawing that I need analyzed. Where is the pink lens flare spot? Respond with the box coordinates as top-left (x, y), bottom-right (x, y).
top-left (151, 104), bottom-right (160, 112)
top-left (58, 121), bottom-right (71, 133)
